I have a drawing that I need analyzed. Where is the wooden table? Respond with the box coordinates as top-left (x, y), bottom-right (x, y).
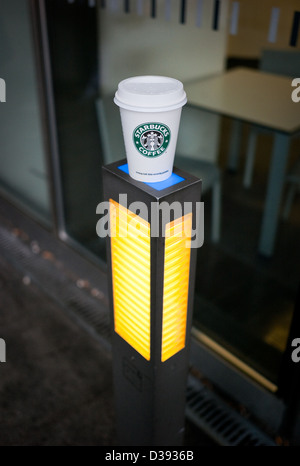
top-left (185, 67), bottom-right (300, 256)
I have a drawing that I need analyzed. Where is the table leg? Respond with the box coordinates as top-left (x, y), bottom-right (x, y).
top-left (258, 132), bottom-right (290, 257)
top-left (227, 119), bottom-right (242, 171)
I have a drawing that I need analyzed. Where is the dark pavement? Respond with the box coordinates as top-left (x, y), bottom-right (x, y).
top-left (0, 250), bottom-right (116, 446)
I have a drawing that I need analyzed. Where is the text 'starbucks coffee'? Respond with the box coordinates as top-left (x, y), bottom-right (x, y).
top-left (133, 123), bottom-right (171, 158)
top-left (114, 76), bottom-right (187, 182)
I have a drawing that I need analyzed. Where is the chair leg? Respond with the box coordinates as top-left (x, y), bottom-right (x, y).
top-left (211, 180), bottom-right (221, 243)
top-left (227, 119), bottom-right (243, 172)
top-left (243, 127), bottom-right (257, 188)
top-left (282, 184), bottom-right (298, 220)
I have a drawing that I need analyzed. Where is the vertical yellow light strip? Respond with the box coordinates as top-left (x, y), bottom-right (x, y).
top-left (161, 213), bottom-right (192, 362)
top-left (110, 199), bottom-right (151, 360)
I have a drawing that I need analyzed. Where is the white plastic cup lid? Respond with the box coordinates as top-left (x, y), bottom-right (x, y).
top-left (114, 75), bottom-right (187, 112)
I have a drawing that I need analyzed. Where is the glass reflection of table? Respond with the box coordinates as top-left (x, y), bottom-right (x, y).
top-left (185, 67), bottom-right (300, 257)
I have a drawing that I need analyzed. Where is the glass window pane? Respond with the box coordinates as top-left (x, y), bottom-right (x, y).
top-left (45, 0), bottom-right (105, 260)
top-left (0, 0), bottom-right (51, 225)
top-left (44, 0), bottom-right (299, 389)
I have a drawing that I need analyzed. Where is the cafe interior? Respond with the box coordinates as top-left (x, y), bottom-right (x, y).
top-left (0, 0), bottom-right (299, 446)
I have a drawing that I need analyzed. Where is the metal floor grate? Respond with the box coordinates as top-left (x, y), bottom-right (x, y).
top-left (186, 376), bottom-right (276, 446)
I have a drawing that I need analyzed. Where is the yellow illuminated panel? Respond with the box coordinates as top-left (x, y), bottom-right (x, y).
top-left (161, 213), bottom-right (192, 362)
top-left (110, 199), bottom-right (151, 360)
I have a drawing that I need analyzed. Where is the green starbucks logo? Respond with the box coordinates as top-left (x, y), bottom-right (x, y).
top-left (133, 122), bottom-right (171, 158)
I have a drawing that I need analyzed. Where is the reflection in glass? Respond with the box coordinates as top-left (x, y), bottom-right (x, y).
top-left (46, 0), bottom-right (105, 258)
top-left (0, 0), bottom-right (51, 225)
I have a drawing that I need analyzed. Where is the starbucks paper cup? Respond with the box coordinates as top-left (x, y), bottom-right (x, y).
top-left (114, 76), bottom-right (187, 182)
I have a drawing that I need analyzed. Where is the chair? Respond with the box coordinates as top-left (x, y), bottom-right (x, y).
top-left (282, 157), bottom-right (300, 220)
top-left (175, 105), bottom-right (221, 243)
top-left (96, 96), bottom-right (222, 242)
top-left (243, 49), bottom-right (300, 190)
top-left (96, 95), bottom-right (126, 165)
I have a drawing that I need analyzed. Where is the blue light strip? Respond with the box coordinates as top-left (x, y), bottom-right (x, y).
top-left (118, 164), bottom-right (185, 191)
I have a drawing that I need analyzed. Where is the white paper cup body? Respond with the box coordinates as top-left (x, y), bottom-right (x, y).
top-left (119, 107), bottom-right (182, 182)
top-left (114, 76), bottom-right (187, 182)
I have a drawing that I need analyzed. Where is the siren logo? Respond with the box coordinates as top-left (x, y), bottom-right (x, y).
top-left (0, 78), bottom-right (6, 102)
top-left (133, 122), bottom-right (171, 157)
top-left (0, 338), bottom-right (6, 362)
